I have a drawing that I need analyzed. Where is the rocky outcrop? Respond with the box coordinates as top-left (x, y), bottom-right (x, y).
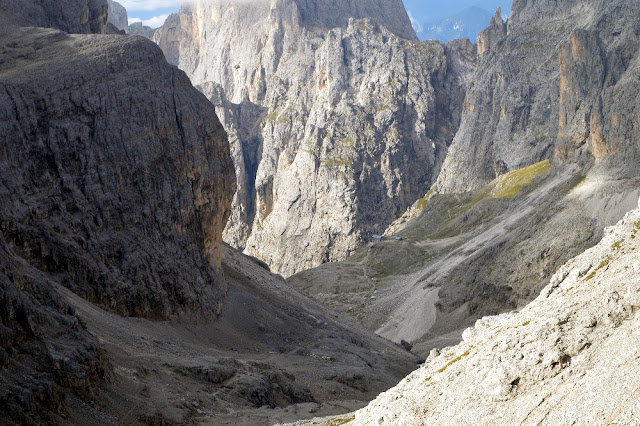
top-left (0, 0), bottom-right (108, 34)
top-left (0, 26), bottom-right (236, 320)
top-left (434, 0), bottom-right (640, 194)
top-left (0, 231), bottom-right (106, 425)
top-left (107, 0), bottom-right (127, 31)
top-left (476, 8), bottom-right (506, 57)
top-left (294, 200), bottom-right (640, 425)
top-left (128, 21), bottom-right (156, 39)
top-left (156, 0), bottom-right (464, 275)
top-left (288, 0), bottom-right (417, 40)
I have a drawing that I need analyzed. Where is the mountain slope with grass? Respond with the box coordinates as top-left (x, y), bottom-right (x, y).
top-left (290, 0), bottom-right (640, 355)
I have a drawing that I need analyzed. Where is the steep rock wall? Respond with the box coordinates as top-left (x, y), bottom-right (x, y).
top-left (0, 27), bottom-right (236, 320)
top-left (0, 230), bottom-right (106, 425)
top-left (107, 0), bottom-right (128, 31)
top-left (434, 0), bottom-right (640, 194)
top-left (0, 0), bottom-right (108, 34)
top-left (156, 0), bottom-right (464, 275)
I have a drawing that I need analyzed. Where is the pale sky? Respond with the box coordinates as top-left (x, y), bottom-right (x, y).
top-left (118, 0), bottom-right (182, 27)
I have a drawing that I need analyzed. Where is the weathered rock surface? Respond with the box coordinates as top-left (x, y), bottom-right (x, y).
top-left (107, 0), bottom-right (127, 31)
top-left (289, 0), bottom-right (640, 359)
top-left (434, 0), bottom-right (640, 194)
top-left (0, 0), bottom-right (108, 34)
top-left (156, 0), bottom-right (465, 276)
top-left (128, 21), bottom-right (156, 39)
top-left (0, 2), bottom-right (417, 423)
top-left (292, 200), bottom-right (640, 425)
top-left (0, 231), bottom-right (107, 425)
top-left (0, 26), bottom-right (236, 320)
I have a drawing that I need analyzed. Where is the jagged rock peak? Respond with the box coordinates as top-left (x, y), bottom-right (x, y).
top-left (155, 0), bottom-right (462, 276)
top-left (181, 0), bottom-right (417, 39)
top-left (433, 0), bottom-right (640, 194)
top-left (476, 7), bottom-right (506, 57)
top-left (289, 0), bottom-right (417, 40)
top-left (0, 0), bottom-right (108, 34)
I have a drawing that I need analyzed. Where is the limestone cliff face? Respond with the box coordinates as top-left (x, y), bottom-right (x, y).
top-left (107, 0), bottom-right (128, 31)
top-left (296, 200), bottom-right (640, 425)
top-left (156, 0), bottom-right (463, 275)
top-left (0, 27), bottom-right (236, 320)
top-left (434, 0), bottom-right (640, 194)
top-left (0, 0), bottom-right (108, 34)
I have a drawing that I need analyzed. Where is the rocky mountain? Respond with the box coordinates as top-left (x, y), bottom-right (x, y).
top-left (128, 21), bottom-right (156, 39)
top-left (434, 0), bottom-right (640, 194)
top-left (107, 0), bottom-right (128, 31)
top-left (0, 1), bottom-right (417, 424)
top-left (289, 0), bottom-right (640, 357)
top-left (155, 0), bottom-right (466, 276)
top-left (291, 199), bottom-right (640, 425)
top-left (0, 0), bottom-right (108, 34)
top-left (0, 27), bottom-right (236, 321)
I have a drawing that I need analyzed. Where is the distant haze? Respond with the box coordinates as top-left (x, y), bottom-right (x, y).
top-left (403, 0), bottom-right (512, 41)
top-left (120, 0), bottom-right (513, 36)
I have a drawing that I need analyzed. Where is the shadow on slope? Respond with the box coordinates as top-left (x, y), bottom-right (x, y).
top-left (57, 245), bottom-right (416, 425)
top-left (290, 161), bottom-right (640, 356)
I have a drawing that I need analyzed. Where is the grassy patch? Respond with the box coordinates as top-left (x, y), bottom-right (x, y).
top-left (583, 256), bottom-right (611, 281)
top-left (321, 158), bottom-right (353, 168)
top-left (416, 188), bottom-right (435, 211)
top-left (262, 110), bottom-right (277, 123)
top-left (491, 160), bottom-right (552, 199)
top-left (438, 349), bottom-right (471, 373)
top-left (611, 239), bottom-right (624, 250)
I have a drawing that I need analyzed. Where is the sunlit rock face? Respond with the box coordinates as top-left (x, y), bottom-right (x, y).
top-left (156, 0), bottom-right (466, 276)
top-left (434, 0), bottom-right (640, 194)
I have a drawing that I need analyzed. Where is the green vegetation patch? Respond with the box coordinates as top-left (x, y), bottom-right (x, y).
top-left (328, 417), bottom-right (355, 425)
top-left (492, 160), bottom-right (552, 199)
top-left (416, 188), bottom-right (435, 211)
top-left (321, 158), bottom-right (353, 168)
top-left (611, 239), bottom-right (624, 250)
top-left (262, 110), bottom-right (277, 123)
top-left (437, 349), bottom-right (471, 373)
top-left (583, 256), bottom-right (612, 282)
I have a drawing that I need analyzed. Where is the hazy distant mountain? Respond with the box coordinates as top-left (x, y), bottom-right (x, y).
top-left (404, 0), bottom-right (511, 41)
top-left (421, 6), bottom-right (493, 42)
